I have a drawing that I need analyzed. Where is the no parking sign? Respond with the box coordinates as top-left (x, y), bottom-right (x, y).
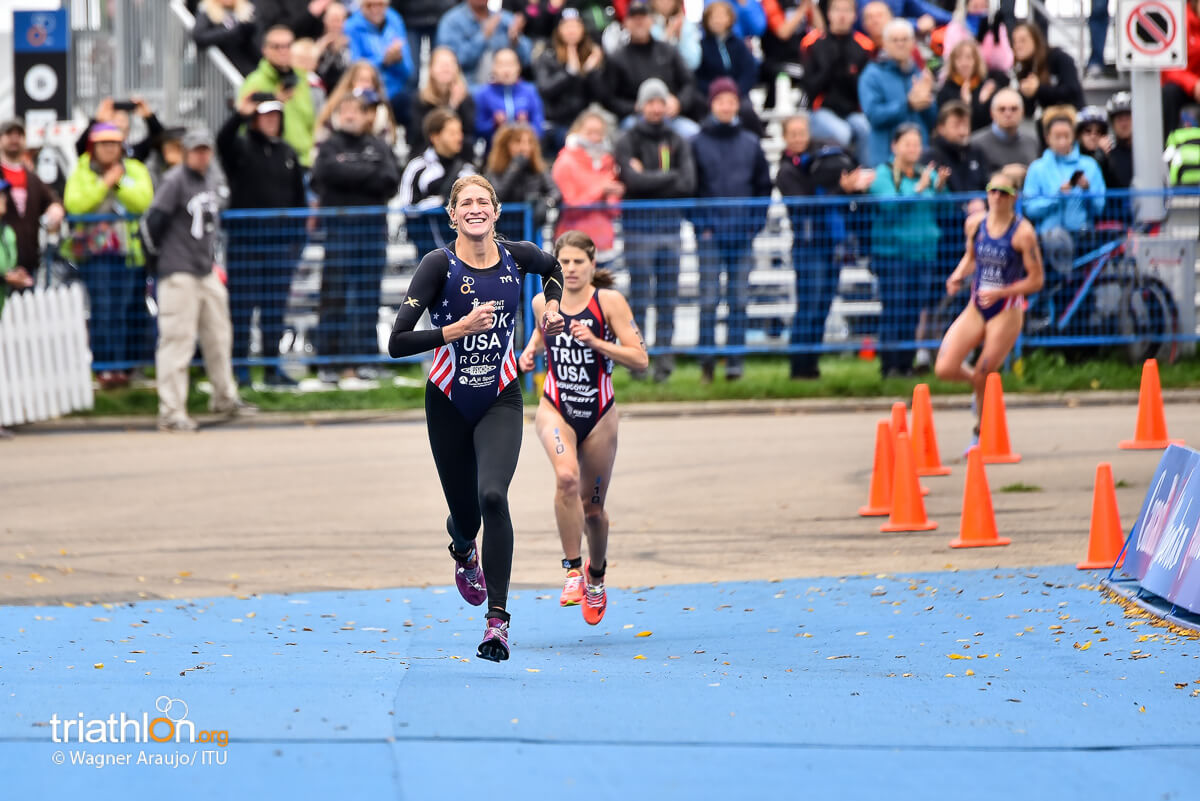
top-left (1117, 0), bottom-right (1187, 69)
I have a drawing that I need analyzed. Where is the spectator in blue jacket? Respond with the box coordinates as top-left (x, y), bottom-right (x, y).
top-left (691, 77), bottom-right (772, 382)
top-left (857, 0), bottom-right (949, 38)
top-left (474, 48), bottom-right (545, 146)
top-left (703, 0), bottom-right (766, 37)
top-left (1022, 108), bottom-right (1106, 238)
top-left (858, 18), bottom-right (937, 166)
top-left (436, 0), bottom-right (534, 88)
top-left (696, 1), bottom-right (758, 101)
top-left (346, 0), bottom-right (413, 125)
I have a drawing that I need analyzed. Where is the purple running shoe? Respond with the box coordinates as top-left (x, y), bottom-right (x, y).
top-left (477, 617), bottom-right (510, 662)
top-left (449, 542), bottom-right (487, 606)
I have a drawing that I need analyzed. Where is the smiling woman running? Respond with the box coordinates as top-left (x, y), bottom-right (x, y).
top-left (935, 171), bottom-right (1044, 447)
top-left (388, 174), bottom-right (565, 662)
top-left (519, 231), bottom-right (648, 624)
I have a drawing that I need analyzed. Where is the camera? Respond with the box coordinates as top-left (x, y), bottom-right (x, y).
top-left (250, 91), bottom-right (277, 104)
top-left (280, 73), bottom-right (299, 91)
top-left (112, 100), bottom-right (138, 112)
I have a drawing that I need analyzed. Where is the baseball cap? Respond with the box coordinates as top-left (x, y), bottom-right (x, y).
top-left (182, 128), bottom-right (215, 150)
top-left (627, 1), bottom-right (651, 15)
top-left (256, 99), bottom-right (285, 115)
top-left (0, 119), bottom-right (25, 135)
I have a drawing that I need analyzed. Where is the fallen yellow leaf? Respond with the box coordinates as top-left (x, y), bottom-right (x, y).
top-left (633, 655), bottom-right (646, 660)
top-left (636, 631), bottom-right (652, 637)
top-left (93, 663), bottom-right (104, 669)
top-left (1074, 641), bottom-right (1092, 651)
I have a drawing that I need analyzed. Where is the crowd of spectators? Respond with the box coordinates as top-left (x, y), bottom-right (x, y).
top-left (4, 0), bottom-right (1200, 412)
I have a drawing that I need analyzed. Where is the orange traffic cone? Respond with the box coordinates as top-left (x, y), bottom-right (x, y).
top-left (858, 420), bottom-right (894, 517)
top-left (881, 432), bottom-right (938, 532)
top-left (979, 373), bottom-right (1020, 464)
top-left (1119, 359), bottom-right (1184, 450)
top-left (911, 383), bottom-right (952, 477)
top-left (859, 337), bottom-right (876, 361)
top-left (1077, 462), bottom-right (1126, 569)
top-left (950, 447), bottom-right (1010, 548)
top-left (891, 402), bottom-right (930, 495)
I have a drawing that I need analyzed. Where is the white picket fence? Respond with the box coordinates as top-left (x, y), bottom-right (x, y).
top-left (0, 285), bottom-right (94, 426)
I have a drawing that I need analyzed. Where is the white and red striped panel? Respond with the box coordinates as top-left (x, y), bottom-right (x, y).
top-left (497, 337), bottom-right (518, 392)
top-left (599, 371), bottom-right (614, 409)
top-left (430, 343), bottom-right (455, 397)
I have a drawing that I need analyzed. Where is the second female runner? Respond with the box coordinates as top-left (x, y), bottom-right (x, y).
top-left (518, 231), bottom-right (648, 624)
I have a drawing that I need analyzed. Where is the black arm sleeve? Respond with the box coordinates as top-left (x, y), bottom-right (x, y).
top-left (387, 250), bottom-right (452, 358)
top-left (502, 240), bottom-right (563, 304)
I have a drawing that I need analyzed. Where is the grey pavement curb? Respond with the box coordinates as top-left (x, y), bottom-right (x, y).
top-left (15, 388), bottom-right (1200, 434)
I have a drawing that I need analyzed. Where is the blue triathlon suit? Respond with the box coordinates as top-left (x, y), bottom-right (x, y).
top-left (387, 239), bottom-right (564, 615)
top-left (972, 214), bottom-right (1028, 322)
top-left (543, 289), bottom-right (617, 442)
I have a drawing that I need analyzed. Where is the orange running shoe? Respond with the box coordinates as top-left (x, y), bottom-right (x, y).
top-left (582, 562), bottom-right (606, 625)
top-left (560, 569), bottom-right (585, 606)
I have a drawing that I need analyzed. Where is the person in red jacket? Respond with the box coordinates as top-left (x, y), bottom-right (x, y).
top-left (552, 108), bottom-right (624, 252)
top-left (1163, 0), bottom-right (1200, 135)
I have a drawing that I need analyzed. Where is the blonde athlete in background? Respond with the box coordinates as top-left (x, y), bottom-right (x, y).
top-left (935, 171), bottom-right (1044, 448)
top-left (518, 231), bottom-right (648, 624)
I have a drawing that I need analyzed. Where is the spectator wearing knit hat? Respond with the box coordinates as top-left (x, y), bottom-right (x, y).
top-left (614, 76), bottom-right (697, 381)
top-left (690, 77), bottom-right (771, 382)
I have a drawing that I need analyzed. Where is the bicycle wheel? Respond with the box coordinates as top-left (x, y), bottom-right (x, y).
top-left (1119, 276), bottom-right (1180, 365)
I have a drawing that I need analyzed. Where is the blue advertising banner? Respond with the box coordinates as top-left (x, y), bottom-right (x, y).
top-left (1122, 445), bottom-right (1199, 579)
top-left (1167, 519), bottom-right (1200, 614)
top-left (1139, 468), bottom-right (1200, 602)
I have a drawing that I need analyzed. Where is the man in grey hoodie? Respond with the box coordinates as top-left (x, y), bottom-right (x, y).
top-left (143, 129), bottom-right (255, 432)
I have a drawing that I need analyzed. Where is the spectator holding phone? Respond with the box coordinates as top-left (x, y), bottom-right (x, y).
top-left (240, 24), bottom-right (318, 166)
top-left (1022, 106), bottom-right (1105, 238)
top-left (63, 124), bottom-right (155, 387)
top-left (75, 97), bottom-right (165, 163)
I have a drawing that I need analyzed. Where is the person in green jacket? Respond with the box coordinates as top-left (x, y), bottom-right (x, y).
top-left (63, 123), bottom-right (155, 383)
top-left (869, 122), bottom-right (951, 378)
top-left (0, 178), bottom-right (25, 322)
top-left (239, 25), bottom-right (317, 167)
top-left (0, 179), bottom-right (16, 439)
